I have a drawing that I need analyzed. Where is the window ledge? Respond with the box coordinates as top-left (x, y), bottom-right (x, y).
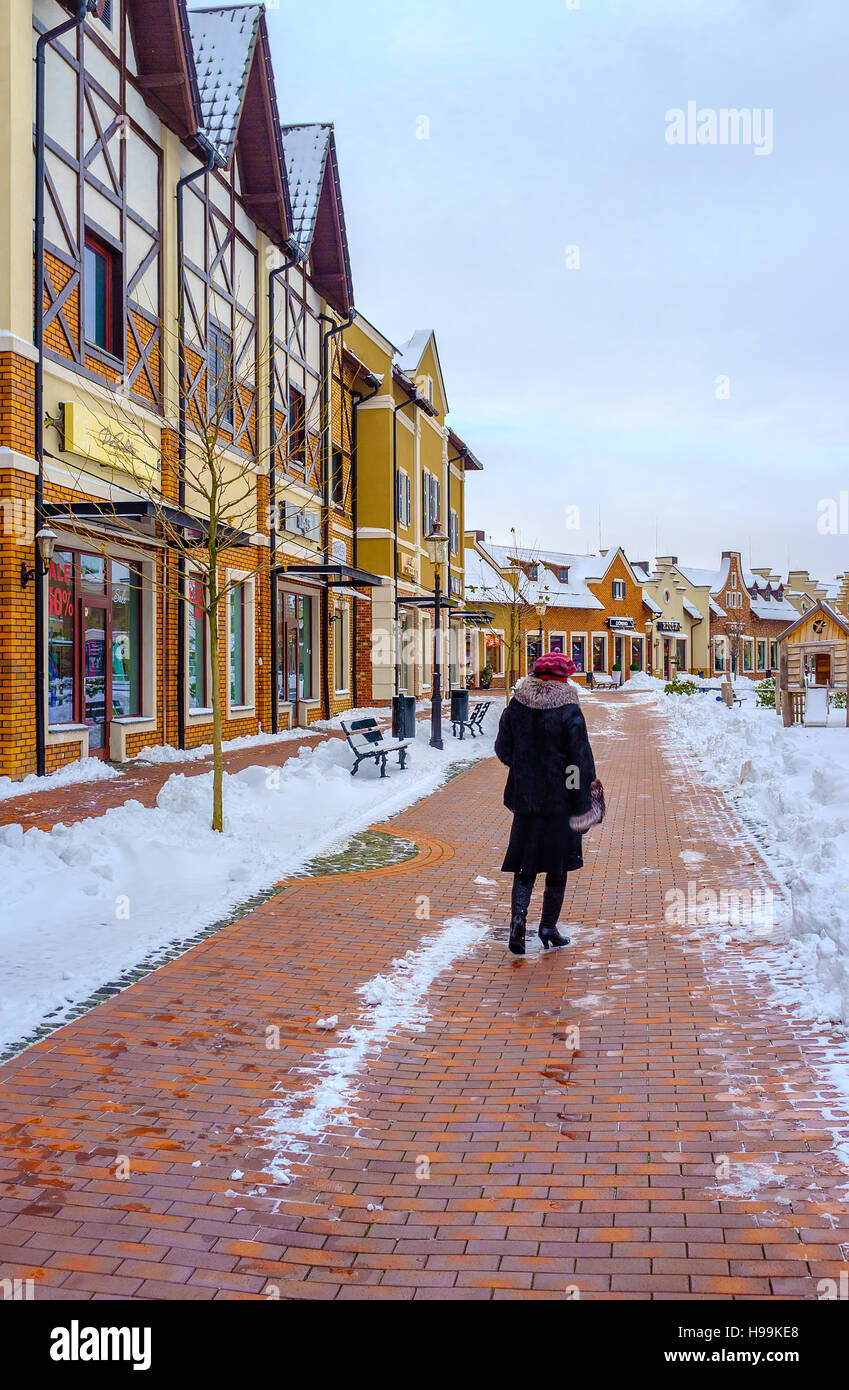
top-left (111, 715), bottom-right (156, 726)
top-left (84, 340), bottom-right (125, 373)
top-left (229, 704), bottom-right (254, 715)
top-left (48, 723), bottom-right (88, 733)
top-left (188, 706), bottom-right (213, 717)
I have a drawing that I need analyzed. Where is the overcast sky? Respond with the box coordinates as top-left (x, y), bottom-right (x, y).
top-left (260, 0), bottom-right (849, 578)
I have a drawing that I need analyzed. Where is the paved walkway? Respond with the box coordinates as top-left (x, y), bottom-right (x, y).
top-left (1, 693), bottom-right (848, 1299)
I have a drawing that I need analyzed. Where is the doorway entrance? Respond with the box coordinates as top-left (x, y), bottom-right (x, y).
top-left (278, 588), bottom-right (315, 726)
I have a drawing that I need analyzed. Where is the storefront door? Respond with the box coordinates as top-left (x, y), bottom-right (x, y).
top-left (81, 597), bottom-right (110, 757)
top-left (279, 589), bottom-right (315, 725)
top-left (663, 639), bottom-right (671, 680)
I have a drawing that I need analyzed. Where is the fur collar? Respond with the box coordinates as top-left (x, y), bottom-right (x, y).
top-left (512, 675), bottom-right (580, 710)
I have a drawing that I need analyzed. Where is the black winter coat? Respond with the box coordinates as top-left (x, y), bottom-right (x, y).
top-left (494, 677), bottom-right (597, 876)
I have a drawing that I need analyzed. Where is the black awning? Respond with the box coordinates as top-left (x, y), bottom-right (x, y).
top-left (398, 594), bottom-right (457, 611)
top-left (462, 609), bottom-right (495, 625)
top-left (275, 561), bottom-right (384, 588)
top-left (44, 499), bottom-right (254, 549)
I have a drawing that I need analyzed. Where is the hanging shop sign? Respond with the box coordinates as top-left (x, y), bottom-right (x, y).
top-left (657, 620), bottom-right (682, 634)
top-left (62, 402), bottom-right (159, 483)
top-left (607, 616), bottom-right (635, 630)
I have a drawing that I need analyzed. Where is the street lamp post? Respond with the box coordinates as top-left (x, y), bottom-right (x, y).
top-left (535, 597), bottom-right (548, 669)
top-left (645, 620), bottom-right (653, 676)
top-left (425, 526), bottom-right (450, 750)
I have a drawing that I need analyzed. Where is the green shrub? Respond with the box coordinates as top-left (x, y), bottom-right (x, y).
top-left (830, 689), bottom-right (847, 709)
top-left (755, 676), bottom-right (776, 709)
top-left (665, 676), bottom-right (699, 696)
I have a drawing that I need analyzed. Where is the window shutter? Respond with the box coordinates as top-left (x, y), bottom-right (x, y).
top-left (405, 474), bottom-right (411, 527)
top-left (422, 472), bottom-right (429, 534)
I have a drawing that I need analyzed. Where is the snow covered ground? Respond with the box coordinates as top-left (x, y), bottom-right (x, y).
top-left (660, 689), bottom-right (849, 1024)
top-left (0, 757), bottom-right (120, 801)
top-left (0, 717), bottom-right (499, 1056)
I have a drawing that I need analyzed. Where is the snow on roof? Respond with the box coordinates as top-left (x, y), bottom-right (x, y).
top-left (188, 4), bottom-right (263, 164)
top-left (642, 590), bottom-right (662, 614)
top-left (750, 597), bottom-right (800, 623)
top-left (280, 123), bottom-right (331, 255)
top-left (396, 330), bottom-right (432, 374)
top-left (678, 565), bottom-right (719, 590)
top-left (477, 542), bottom-right (605, 611)
top-left (709, 597), bottom-right (726, 617)
top-left (683, 598), bottom-right (704, 621)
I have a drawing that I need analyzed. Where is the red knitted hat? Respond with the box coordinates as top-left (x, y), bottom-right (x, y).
top-left (532, 653), bottom-right (577, 681)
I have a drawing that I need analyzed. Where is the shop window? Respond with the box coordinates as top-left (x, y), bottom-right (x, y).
top-left (187, 576), bottom-right (208, 709)
top-left (48, 550), bottom-right (76, 724)
top-left (757, 640), bottom-right (767, 671)
top-left (229, 581), bottom-right (246, 706)
top-left (714, 642), bottom-right (726, 672)
top-left (111, 561), bottom-right (142, 718)
top-left (84, 230), bottom-right (122, 358)
top-left (571, 636), bottom-right (586, 672)
top-left (485, 632), bottom-right (503, 676)
top-left (743, 642), bottom-right (753, 672)
top-left (550, 635), bottom-right (565, 655)
top-left (675, 639), bottom-right (686, 671)
top-left (287, 386), bottom-right (305, 464)
top-left (770, 640), bottom-right (779, 669)
top-left (527, 634), bottom-right (542, 668)
top-left (208, 324), bottom-right (233, 425)
top-left (592, 635), bottom-right (606, 671)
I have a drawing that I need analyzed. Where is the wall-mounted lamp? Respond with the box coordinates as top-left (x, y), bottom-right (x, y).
top-left (21, 527), bottom-right (57, 590)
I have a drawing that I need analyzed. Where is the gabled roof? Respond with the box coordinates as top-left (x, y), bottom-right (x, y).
top-left (63, 0), bottom-right (200, 139)
top-left (447, 428), bottom-right (483, 471)
top-left (281, 125), bottom-right (354, 316)
top-left (777, 599), bottom-right (849, 642)
top-left (396, 330), bottom-right (449, 413)
top-left (188, 5), bottom-right (292, 245)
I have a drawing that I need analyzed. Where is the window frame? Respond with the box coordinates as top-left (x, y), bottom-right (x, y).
top-left (83, 227), bottom-right (122, 361)
top-left (207, 321), bottom-right (234, 427)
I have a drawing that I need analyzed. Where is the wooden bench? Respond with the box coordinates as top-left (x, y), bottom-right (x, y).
top-left (452, 700), bottom-right (491, 739)
top-left (340, 717), bottom-right (410, 777)
top-left (591, 672), bottom-right (615, 690)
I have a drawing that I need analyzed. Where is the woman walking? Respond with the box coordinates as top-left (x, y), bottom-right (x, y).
top-left (494, 652), bottom-right (603, 955)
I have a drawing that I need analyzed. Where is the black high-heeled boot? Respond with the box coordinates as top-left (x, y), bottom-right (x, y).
top-left (509, 875), bottom-right (535, 956)
top-left (538, 877), bottom-right (570, 950)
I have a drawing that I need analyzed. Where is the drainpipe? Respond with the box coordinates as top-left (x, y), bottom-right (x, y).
top-left (176, 143), bottom-right (216, 750)
top-left (350, 376), bottom-right (380, 704)
top-left (33, 0), bottom-right (91, 778)
top-left (319, 307), bottom-right (355, 719)
top-left (268, 241), bottom-right (303, 733)
top-left (392, 394), bottom-right (418, 695)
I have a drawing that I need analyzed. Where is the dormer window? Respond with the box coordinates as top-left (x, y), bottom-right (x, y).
top-left (557, 566), bottom-right (570, 584)
top-left (612, 579), bottom-right (626, 600)
top-left (527, 563), bottom-right (539, 581)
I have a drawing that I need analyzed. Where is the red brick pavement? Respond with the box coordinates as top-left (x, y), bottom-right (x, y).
top-left (1, 693), bottom-right (848, 1300)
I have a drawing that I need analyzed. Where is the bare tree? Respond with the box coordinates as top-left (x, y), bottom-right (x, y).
top-left (466, 528), bottom-right (549, 692)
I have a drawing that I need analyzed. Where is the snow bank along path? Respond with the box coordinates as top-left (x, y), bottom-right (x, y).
top-left (660, 690), bottom-right (849, 1025)
top-left (0, 720), bottom-right (497, 1056)
top-left (261, 916), bottom-right (489, 1184)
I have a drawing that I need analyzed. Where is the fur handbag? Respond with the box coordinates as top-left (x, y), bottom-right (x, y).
top-left (569, 779), bottom-right (606, 834)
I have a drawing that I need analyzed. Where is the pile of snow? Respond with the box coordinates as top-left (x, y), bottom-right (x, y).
top-left (0, 721), bottom-right (495, 1055)
top-left (261, 916), bottom-right (488, 1181)
top-left (618, 671), bottom-right (664, 692)
top-left (0, 758), bottom-right (119, 802)
top-left (661, 692), bottom-right (849, 1023)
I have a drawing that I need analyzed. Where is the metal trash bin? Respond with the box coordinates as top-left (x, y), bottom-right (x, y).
top-left (450, 689), bottom-right (469, 729)
top-left (392, 694), bottom-right (416, 740)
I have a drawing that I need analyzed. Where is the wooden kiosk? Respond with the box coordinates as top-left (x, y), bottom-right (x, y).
top-left (775, 600), bottom-right (849, 726)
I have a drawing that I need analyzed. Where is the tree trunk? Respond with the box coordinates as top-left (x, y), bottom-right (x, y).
top-left (208, 563), bottom-right (224, 833)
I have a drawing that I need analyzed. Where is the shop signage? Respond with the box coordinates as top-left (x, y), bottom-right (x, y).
top-left (281, 500), bottom-right (321, 542)
top-left (48, 555), bottom-right (74, 619)
top-left (62, 402), bottom-right (159, 483)
top-left (657, 620), bottom-right (682, 633)
top-left (607, 616), bottom-right (635, 630)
